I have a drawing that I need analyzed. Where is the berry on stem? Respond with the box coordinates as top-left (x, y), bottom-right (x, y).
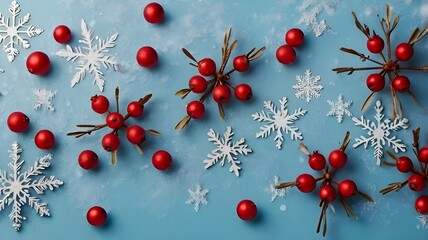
top-left (285, 28), bottom-right (305, 47)
top-left (86, 206), bottom-right (107, 226)
top-left (366, 35), bottom-right (384, 53)
top-left (188, 76), bottom-right (207, 93)
top-left (319, 184), bottom-right (336, 203)
top-left (102, 133), bottom-right (120, 152)
top-left (35, 130), bottom-right (55, 150)
top-left (236, 199), bottom-right (257, 221)
top-left (7, 112), bottom-right (30, 133)
top-left (186, 101), bottom-right (205, 119)
top-left (234, 84), bottom-right (252, 101)
top-left (91, 95), bottom-right (110, 114)
top-left (136, 46), bottom-right (158, 68)
top-left (126, 125), bottom-right (146, 144)
top-left (127, 101), bottom-right (144, 117)
top-left (418, 147), bottom-right (428, 163)
top-left (296, 174), bottom-right (316, 193)
top-left (308, 151), bottom-right (326, 171)
top-left (395, 42), bottom-right (414, 61)
top-left (53, 25), bottom-right (72, 43)
top-left (152, 150), bottom-right (173, 170)
top-left (78, 150), bottom-right (99, 170)
top-left (106, 112), bottom-right (124, 129)
top-left (276, 44), bottom-right (296, 65)
top-left (415, 196), bottom-right (428, 214)
top-left (233, 55), bottom-right (250, 72)
top-left (26, 51), bottom-right (50, 75)
top-left (328, 150), bottom-right (347, 169)
top-left (366, 73), bottom-right (385, 92)
top-left (143, 2), bottom-right (165, 24)
top-left (392, 75), bottom-right (410, 92)
top-left (408, 174), bottom-right (426, 192)
top-left (396, 156), bottom-right (413, 173)
top-left (198, 58), bottom-right (216, 76)
top-left (338, 180), bottom-right (358, 198)
top-left (212, 85), bottom-right (232, 104)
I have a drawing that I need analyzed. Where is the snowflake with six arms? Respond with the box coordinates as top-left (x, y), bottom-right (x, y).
top-left (252, 97), bottom-right (307, 150)
top-left (266, 176), bottom-right (286, 202)
top-left (185, 183), bottom-right (209, 212)
top-left (352, 100), bottom-right (408, 166)
top-left (297, 0), bottom-right (340, 37)
top-left (56, 19), bottom-right (118, 92)
top-left (0, 142), bottom-right (63, 231)
top-left (33, 88), bottom-right (57, 111)
top-left (293, 69), bottom-right (323, 103)
top-left (326, 94), bottom-right (353, 123)
top-left (203, 127), bottom-right (252, 177)
top-left (0, 0), bottom-right (43, 62)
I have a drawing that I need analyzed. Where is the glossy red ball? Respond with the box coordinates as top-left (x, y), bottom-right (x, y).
top-left (396, 156), bottom-right (413, 173)
top-left (212, 85), bottom-right (232, 104)
top-left (366, 73), bottom-right (385, 92)
top-left (408, 174), bottom-right (426, 192)
top-left (198, 58), bottom-right (216, 76)
top-left (395, 42), bottom-right (414, 61)
top-left (233, 55), bottom-right (250, 72)
top-left (152, 150), bottom-right (173, 171)
top-left (276, 44), bottom-right (296, 65)
top-left (53, 25), bottom-right (72, 43)
top-left (296, 173), bottom-right (316, 193)
top-left (308, 151), bottom-right (326, 171)
top-left (392, 75), bottom-right (410, 92)
top-left (234, 84), bottom-right (252, 101)
top-left (35, 130), bottom-right (55, 150)
top-left (136, 46), bottom-right (158, 68)
top-left (102, 133), bottom-right (120, 152)
top-left (26, 51), bottom-right (50, 75)
top-left (285, 28), bottom-right (305, 47)
top-left (143, 2), bottom-right (165, 24)
top-left (91, 95), bottom-right (110, 114)
top-left (366, 35), bottom-right (384, 53)
top-left (319, 184), bottom-right (336, 203)
top-left (328, 150), bottom-right (347, 169)
top-left (419, 147), bottom-right (428, 163)
top-left (127, 101), bottom-right (144, 117)
top-left (186, 101), bottom-right (205, 119)
top-left (415, 196), bottom-right (428, 214)
top-left (7, 112), bottom-right (30, 133)
top-left (338, 179), bottom-right (358, 198)
top-left (78, 150), bottom-right (99, 170)
top-left (106, 112), bottom-right (124, 129)
top-left (126, 125), bottom-right (146, 144)
top-left (236, 199), bottom-right (257, 221)
top-left (86, 206), bottom-right (107, 226)
top-left (188, 75), bottom-right (207, 93)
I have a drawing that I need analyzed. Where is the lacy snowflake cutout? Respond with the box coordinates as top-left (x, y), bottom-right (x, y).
top-left (293, 69), bottom-right (323, 103)
top-left (352, 100), bottom-right (409, 166)
top-left (203, 127), bottom-right (252, 177)
top-left (266, 176), bottom-right (286, 202)
top-left (252, 97), bottom-right (307, 149)
top-left (297, 0), bottom-right (339, 37)
top-left (326, 94), bottom-right (352, 123)
top-left (56, 19), bottom-right (118, 92)
top-left (0, 142), bottom-right (63, 231)
top-left (33, 88), bottom-right (57, 111)
top-left (0, 0), bottom-right (43, 62)
top-left (185, 183), bottom-right (209, 212)
top-left (417, 216), bottom-right (428, 230)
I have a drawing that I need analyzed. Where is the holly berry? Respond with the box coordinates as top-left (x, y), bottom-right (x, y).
top-left (143, 2), bottom-right (165, 24)
top-left (106, 112), bottom-right (124, 129)
top-left (408, 174), bottom-right (426, 192)
top-left (276, 44), bottom-right (296, 65)
top-left (415, 196), bottom-right (428, 214)
top-left (338, 179), bottom-right (358, 198)
top-left (285, 28), bottom-right (305, 47)
top-left (395, 42), bottom-right (414, 61)
top-left (78, 150), bottom-right (99, 170)
top-left (126, 125), bottom-right (146, 144)
top-left (308, 151), bottom-right (326, 171)
top-left (319, 184), bottom-right (336, 203)
top-left (34, 130), bottom-right (55, 150)
top-left (152, 150), bottom-right (173, 171)
top-left (26, 51), bottom-right (50, 75)
top-left (91, 95), bottom-right (110, 114)
top-left (188, 75), bottom-right (207, 93)
top-left (396, 156), bottom-right (413, 173)
top-left (127, 101), bottom-right (144, 117)
top-left (236, 199), bottom-right (257, 221)
top-left (7, 112), bottom-right (30, 133)
top-left (296, 173), bottom-right (316, 193)
top-left (212, 85), bottom-right (232, 104)
top-left (53, 25), bottom-right (72, 43)
top-left (234, 84), bottom-right (252, 101)
top-left (136, 46), bottom-right (158, 68)
top-left (392, 75), bottom-right (410, 92)
top-left (366, 35), bottom-right (384, 53)
top-left (198, 58), bottom-right (216, 76)
top-left (186, 101), bottom-right (205, 119)
top-left (233, 55), bottom-right (250, 72)
top-left (418, 147), bottom-right (428, 163)
top-left (102, 133), bottom-right (120, 152)
top-left (328, 150), bottom-right (347, 169)
top-left (86, 206), bottom-right (107, 226)
top-left (366, 73), bottom-right (385, 92)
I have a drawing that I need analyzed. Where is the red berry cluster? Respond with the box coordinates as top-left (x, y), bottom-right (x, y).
top-left (276, 28), bottom-right (305, 65)
top-left (175, 28), bottom-right (265, 130)
top-left (276, 132), bottom-right (373, 236)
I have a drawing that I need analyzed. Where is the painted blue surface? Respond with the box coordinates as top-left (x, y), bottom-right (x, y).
top-left (0, 0), bottom-right (427, 239)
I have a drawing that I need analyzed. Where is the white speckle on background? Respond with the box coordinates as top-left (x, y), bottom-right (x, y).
top-left (280, 204), bottom-right (287, 211)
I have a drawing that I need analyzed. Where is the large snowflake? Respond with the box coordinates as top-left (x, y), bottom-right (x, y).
top-left (352, 100), bottom-right (408, 166)
top-left (326, 94), bottom-right (352, 123)
top-left (297, 0), bottom-right (340, 37)
top-left (33, 88), bottom-right (57, 111)
top-left (185, 183), bottom-right (209, 212)
top-left (203, 127), bottom-right (252, 177)
top-left (252, 97), bottom-right (307, 149)
top-left (0, 142), bottom-right (63, 231)
top-left (293, 69), bottom-right (323, 103)
top-left (0, 0), bottom-right (43, 62)
top-left (266, 176), bottom-right (286, 202)
top-left (56, 19), bottom-right (118, 92)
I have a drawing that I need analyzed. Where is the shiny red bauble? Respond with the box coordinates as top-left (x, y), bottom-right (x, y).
top-left (395, 42), bottom-right (414, 61)
top-left (308, 151), bottom-right (326, 171)
top-left (26, 51), bottom-right (50, 75)
top-left (338, 179), bottom-right (358, 198)
top-left (366, 35), bottom-right (384, 53)
top-left (126, 125), bottom-right (146, 144)
top-left (91, 95), bottom-right (110, 114)
top-left (392, 75), bottom-right (410, 92)
top-left (366, 73), bottom-right (385, 92)
top-left (53, 25), bottom-right (72, 43)
top-left (328, 150), bottom-right (347, 169)
top-left (188, 75), bottom-right (207, 93)
top-left (186, 101), bottom-right (205, 119)
top-left (78, 150), bottom-right (99, 170)
top-left (106, 112), bottom-right (124, 129)
top-left (285, 28), bottom-right (305, 47)
top-left (86, 206), bottom-right (107, 226)
top-left (234, 84), bottom-right (252, 101)
top-left (415, 196), bottom-right (428, 214)
top-left (152, 150), bottom-right (173, 170)
top-left (236, 199), bottom-right (257, 221)
top-left (136, 46), bottom-right (158, 68)
top-left (212, 85), bottom-right (232, 104)
top-left (102, 133), bottom-right (120, 152)
top-left (396, 156), bottom-right (413, 173)
top-left (276, 44), bottom-right (296, 65)
top-left (35, 130), bottom-right (55, 150)
top-left (143, 2), bottom-right (165, 24)
top-left (419, 147), bottom-right (428, 163)
top-left (198, 58), bottom-right (216, 76)
top-left (319, 184), bottom-right (336, 203)
top-left (296, 173), bottom-right (316, 193)
top-left (408, 174), bottom-right (426, 192)
top-left (7, 112), bottom-right (30, 133)
top-left (127, 101), bottom-right (144, 117)
top-left (233, 55), bottom-right (250, 72)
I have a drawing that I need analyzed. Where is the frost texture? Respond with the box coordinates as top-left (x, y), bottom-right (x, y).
top-left (0, 142), bottom-right (63, 231)
top-left (56, 19), bottom-right (118, 92)
top-left (0, 0), bottom-right (43, 62)
top-left (297, 0), bottom-right (339, 37)
top-left (266, 176), bottom-right (286, 202)
top-left (185, 183), bottom-right (209, 212)
top-left (326, 94), bottom-right (352, 123)
top-left (203, 127), bottom-right (252, 177)
top-left (252, 97), bottom-right (307, 149)
top-left (293, 69), bottom-right (323, 103)
top-left (352, 100), bottom-right (408, 166)
top-left (417, 215), bottom-right (428, 230)
top-left (33, 88), bottom-right (57, 111)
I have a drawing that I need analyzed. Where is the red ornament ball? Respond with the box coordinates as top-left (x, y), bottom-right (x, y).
top-left (328, 150), bottom-right (347, 169)
top-left (285, 28), bottom-right (305, 47)
top-left (186, 101), bottom-right (205, 119)
top-left (91, 95), bottom-right (110, 114)
top-left (127, 101), bottom-right (144, 117)
top-left (212, 85), bottom-right (232, 104)
top-left (7, 112), bottom-right (30, 133)
top-left (338, 179), bottom-right (358, 198)
top-left (102, 133), bottom-right (120, 152)
top-left (296, 173), bottom-right (316, 193)
top-left (408, 174), bottom-right (426, 192)
top-left (35, 130), bottom-right (55, 150)
top-left (188, 75), bottom-right (207, 93)
top-left (366, 35), bottom-right (384, 53)
top-left (136, 46), bottom-right (158, 68)
top-left (234, 84), bottom-right (252, 101)
top-left (419, 147), bottom-right (428, 163)
top-left (78, 150), bottom-right (99, 170)
top-left (106, 112), bottom-right (124, 130)
top-left (233, 55), bottom-right (250, 72)
top-left (308, 151), bottom-right (326, 171)
top-left (152, 150), bottom-right (173, 171)
top-left (236, 199), bottom-right (257, 221)
top-left (395, 42), bottom-right (414, 61)
top-left (143, 2), bottom-right (165, 24)
top-left (415, 196), bottom-right (428, 214)
top-left (198, 58), bottom-right (216, 76)
top-left (26, 51), bottom-right (50, 75)
top-left (276, 44), bottom-right (296, 65)
top-left (366, 73), bottom-right (385, 92)
top-left (53, 25), bottom-right (72, 43)
top-left (86, 206), bottom-right (107, 226)
top-left (392, 75), bottom-right (410, 92)
top-left (319, 184), bottom-right (336, 203)
top-left (126, 125), bottom-right (146, 144)
top-left (396, 156), bottom-right (413, 173)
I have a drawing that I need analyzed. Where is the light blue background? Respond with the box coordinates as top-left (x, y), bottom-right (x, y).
top-left (0, 0), bottom-right (427, 239)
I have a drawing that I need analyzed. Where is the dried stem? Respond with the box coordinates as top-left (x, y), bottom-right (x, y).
top-left (67, 123), bottom-right (108, 138)
top-left (379, 180), bottom-right (408, 195)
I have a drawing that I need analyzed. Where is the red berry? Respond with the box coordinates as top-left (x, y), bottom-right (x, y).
top-left (338, 179), bottom-right (358, 198)
top-left (395, 42), bottom-right (414, 61)
top-left (91, 95), bottom-right (110, 114)
top-left (328, 150), bottom-right (347, 169)
top-left (236, 199), bottom-right (257, 221)
top-left (198, 58), bottom-right (216, 76)
top-left (233, 55), bottom-right (250, 72)
top-left (408, 174), bottom-right (426, 192)
top-left (234, 84), bottom-right (252, 101)
top-left (102, 133), bottom-right (120, 152)
top-left (127, 101), bottom-right (144, 117)
top-left (285, 28), bottom-right (305, 47)
top-left (126, 125), bottom-right (146, 144)
top-left (78, 150), bottom-right (99, 170)
top-left (296, 174), bottom-right (316, 193)
top-left (34, 130), bottom-right (55, 150)
top-left (366, 73), bottom-right (385, 92)
top-left (53, 25), bottom-right (72, 43)
top-left (366, 35), bottom-right (384, 53)
top-left (308, 151), bottom-right (326, 171)
top-left (7, 112), bottom-right (30, 133)
top-left (396, 156), bottom-right (413, 173)
top-left (26, 51), bottom-right (50, 75)
top-left (212, 85), bottom-right (232, 104)
top-left (188, 75), bottom-right (207, 93)
top-left (186, 101), bottom-right (205, 119)
top-left (86, 206), bottom-right (107, 226)
top-left (419, 147), bottom-right (428, 163)
top-left (106, 112), bottom-right (124, 129)
top-left (136, 46), bottom-right (158, 68)
top-left (143, 2), bottom-right (165, 24)
top-left (415, 196), bottom-right (428, 214)
top-left (152, 150), bottom-right (173, 170)
top-left (319, 184), bottom-right (336, 203)
top-left (392, 75), bottom-right (410, 92)
top-left (276, 44), bottom-right (296, 65)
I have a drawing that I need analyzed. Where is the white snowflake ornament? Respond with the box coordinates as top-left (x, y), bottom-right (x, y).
top-left (252, 97), bottom-right (307, 149)
top-left (293, 69), bottom-right (323, 103)
top-left (33, 88), bottom-right (57, 111)
top-left (0, 142), bottom-right (63, 231)
top-left (266, 176), bottom-right (286, 202)
top-left (297, 0), bottom-right (339, 37)
top-left (326, 94), bottom-right (352, 123)
top-left (352, 100), bottom-right (409, 166)
top-left (56, 19), bottom-right (118, 92)
top-left (203, 127), bottom-right (252, 177)
top-left (185, 183), bottom-right (209, 212)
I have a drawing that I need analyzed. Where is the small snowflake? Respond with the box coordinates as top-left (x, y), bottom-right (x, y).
top-left (185, 183), bottom-right (209, 212)
top-left (352, 100), bottom-right (409, 166)
top-left (203, 127), bottom-right (252, 177)
top-left (326, 94), bottom-right (352, 123)
top-left (293, 69), bottom-right (323, 103)
top-left (252, 97), bottom-right (307, 149)
top-left (56, 19), bottom-right (118, 92)
top-left (0, 142), bottom-right (63, 231)
top-left (297, 0), bottom-right (339, 37)
top-left (0, 0), bottom-right (43, 62)
top-left (417, 215), bottom-right (428, 230)
top-left (266, 176), bottom-right (286, 202)
top-left (33, 88), bottom-right (57, 111)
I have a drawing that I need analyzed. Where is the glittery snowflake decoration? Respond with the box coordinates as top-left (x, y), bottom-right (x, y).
top-left (326, 94), bottom-right (352, 123)
top-left (203, 127), bottom-right (252, 177)
top-left (0, 142), bottom-right (63, 231)
top-left (185, 183), bottom-right (209, 212)
top-left (417, 215), bottom-right (428, 230)
top-left (352, 100), bottom-right (408, 166)
top-left (293, 69), bottom-right (323, 103)
top-left (266, 176), bottom-right (286, 202)
top-left (56, 19), bottom-right (118, 92)
top-left (252, 97), bottom-right (307, 149)
top-left (33, 88), bottom-right (57, 111)
top-left (297, 0), bottom-right (339, 37)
